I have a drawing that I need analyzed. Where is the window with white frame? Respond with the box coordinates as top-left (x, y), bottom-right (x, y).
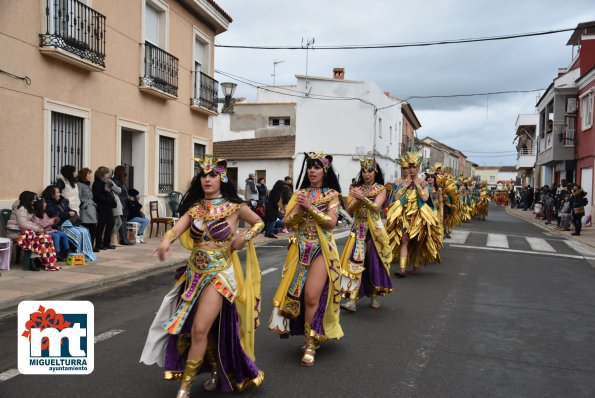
top-left (158, 135), bottom-right (175, 193)
top-left (144, 0), bottom-right (168, 48)
top-left (193, 142), bottom-right (206, 174)
top-left (490, 176), bottom-right (495, 182)
top-left (269, 117), bottom-right (290, 126)
top-left (581, 91), bottom-right (593, 130)
top-left (50, 111), bottom-right (84, 184)
top-left (193, 33), bottom-right (209, 99)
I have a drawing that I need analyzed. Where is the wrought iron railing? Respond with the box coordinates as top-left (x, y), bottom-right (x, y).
top-left (191, 71), bottom-right (218, 112)
top-left (40, 0), bottom-right (106, 67)
top-left (140, 41), bottom-right (179, 97)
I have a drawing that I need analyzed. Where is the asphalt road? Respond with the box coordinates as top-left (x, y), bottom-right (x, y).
top-left (1, 206), bottom-right (595, 398)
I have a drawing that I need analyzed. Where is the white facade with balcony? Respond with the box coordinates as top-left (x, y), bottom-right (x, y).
top-left (514, 114), bottom-right (538, 187)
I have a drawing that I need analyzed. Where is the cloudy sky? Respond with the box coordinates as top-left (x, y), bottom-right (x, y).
top-left (213, 0), bottom-right (595, 166)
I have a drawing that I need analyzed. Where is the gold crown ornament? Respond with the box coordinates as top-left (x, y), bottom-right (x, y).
top-left (433, 162), bottom-right (444, 173)
top-left (359, 156), bottom-right (377, 172)
top-left (307, 151), bottom-right (333, 172)
top-left (398, 155), bottom-right (409, 168)
top-left (405, 150), bottom-right (422, 167)
top-left (193, 155), bottom-right (229, 183)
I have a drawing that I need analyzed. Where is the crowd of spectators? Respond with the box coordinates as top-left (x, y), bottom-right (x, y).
top-left (6, 165), bottom-right (149, 271)
top-left (514, 179), bottom-right (590, 236)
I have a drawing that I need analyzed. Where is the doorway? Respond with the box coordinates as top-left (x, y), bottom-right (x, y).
top-left (581, 167), bottom-right (593, 218)
top-left (121, 127), bottom-right (146, 194)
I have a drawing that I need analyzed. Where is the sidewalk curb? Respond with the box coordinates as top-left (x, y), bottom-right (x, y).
top-left (0, 228), bottom-right (351, 318)
top-left (0, 258), bottom-right (185, 317)
top-left (505, 207), bottom-right (595, 249)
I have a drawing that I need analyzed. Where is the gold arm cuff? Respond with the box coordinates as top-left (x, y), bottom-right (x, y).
top-left (243, 220), bottom-right (264, 241)
top-left (284, 211), bottom-right (303, 227)
top-left (162, 229), bottom-right (177, 243)
top-left (347, 199), bottom-right (361, 213)
top-left (307, 206), bottom-right (332, 225)
top-left (361, 196), bottom-right (379, 212)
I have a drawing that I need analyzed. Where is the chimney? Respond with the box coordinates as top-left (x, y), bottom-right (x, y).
top-left (333, 68), bottom-right (345, 80)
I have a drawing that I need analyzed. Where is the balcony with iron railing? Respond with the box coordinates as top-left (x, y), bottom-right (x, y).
top-left (516, 147), bottom-right (536, 169)
top-left (190, 71), bottom-right (218, 115)
top-left (139, 41), bottom-right (179, 100)
top-left (39, 0), bottom-right (106, 71)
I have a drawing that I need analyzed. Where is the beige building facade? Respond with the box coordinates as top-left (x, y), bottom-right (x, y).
top-left (0, 0), bottom-right (231, 213)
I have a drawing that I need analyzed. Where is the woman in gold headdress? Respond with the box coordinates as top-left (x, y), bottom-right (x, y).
top-left (386, 150), bottom-right (442, 277)
top-left (475, 182), bottom-right (490, 221)
top-left (433, 164), bottom-right (461, 238)
top-left (339, 157), bottom-right (392, 312)
top-left (269, 152), bottom-right (343, 367)
top-left (141, 155), bottom-right (264, 397)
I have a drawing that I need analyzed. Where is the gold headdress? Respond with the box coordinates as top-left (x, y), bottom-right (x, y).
top-left (433, 162), bottom-right (444, 173)
top-left (405, 150), bottom-right (422, 167)
top-left (359, 156), bottom-right (377, 172)
top-left (307, 151), bottom-right (333, 172)
top-left (193, 154), bottom-right (228, 183)
top-left (398, 155), bottom-right (409, 168)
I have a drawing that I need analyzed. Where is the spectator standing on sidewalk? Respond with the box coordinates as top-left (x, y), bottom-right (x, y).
top-left (244, 173), bottom-right (258, 208)
top-left (264, 180), bottom-right (290, 238)
top-left (570, 186), bottom-right (588, 236)
top-left (77, 167), bottom-right (98, 251)
top-left (257, 177), bottom-right (268, 205)
top-left (113, 166), bottom-right (133, 245)
top-left (93, 166), bottom-right (116, 250)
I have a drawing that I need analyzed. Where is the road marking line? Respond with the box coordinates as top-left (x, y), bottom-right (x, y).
top-left (564, 240), bottom-right (595, 256)
top-left (261, 267), bottom-right (278, 275)
top-left (94, 329), bottom-right (125, 343)
top-left (447, 230), bottom-right (470, 244)
top-left (487, 233), bottom-right (508, 248)
top-left (0, 369), bottom-right (19, 382)
top-left (449, 244), bottom-right (595, 260)
top-left (525, 237), bottom-right (556, 252)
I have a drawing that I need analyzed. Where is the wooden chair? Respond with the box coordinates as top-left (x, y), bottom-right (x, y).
top-left (148, 201), bottom-right (175, 238)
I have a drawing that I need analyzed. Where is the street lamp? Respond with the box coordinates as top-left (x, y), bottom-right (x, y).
top-left (220, 82), bottom-right (237, 114)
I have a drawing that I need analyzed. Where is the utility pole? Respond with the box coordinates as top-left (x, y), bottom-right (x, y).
top-left (271, 60), bottom-right (285, 86)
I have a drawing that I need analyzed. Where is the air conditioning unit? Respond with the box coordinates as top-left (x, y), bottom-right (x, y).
top-left (567, 98), bottom-right (578, 113)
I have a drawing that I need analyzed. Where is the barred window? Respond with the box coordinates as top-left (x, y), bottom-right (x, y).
top-left (159, 135), bottom-right (175, 193)
top-left (50, 111), bottom-right (84, 183)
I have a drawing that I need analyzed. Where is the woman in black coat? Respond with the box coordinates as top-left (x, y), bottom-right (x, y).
top-left (264, 180), bottom-right (290, 238)
top-left (113, 165), bottom-right (132, 245)
top-left (570, 187), bottom-right (588, 236)
top-left (92, 166), bottom-right (116, 250)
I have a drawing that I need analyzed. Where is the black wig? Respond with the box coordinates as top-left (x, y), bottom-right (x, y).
top-left (295, 153), bottom-right (342, 194)
top-left (355, 163), bottom-right (385, 186)
top-left (178, 170), bottom-right (243, 216)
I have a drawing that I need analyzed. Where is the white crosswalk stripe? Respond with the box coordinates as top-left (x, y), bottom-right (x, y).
top-left (445, 230), bottom-right (595, 259)
top-left (447, 230), bottom-right (470, 244)
top-left (525, 237), bottom-right (556, 252)
top-left (487, 233), bottom-right (508, 248)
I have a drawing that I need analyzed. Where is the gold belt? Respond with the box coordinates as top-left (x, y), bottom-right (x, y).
top-left (188, 247), bottom-right (232, 274)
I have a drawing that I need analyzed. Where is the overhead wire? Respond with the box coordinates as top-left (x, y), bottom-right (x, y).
top-left (215, 27), bottom-right (578, 50)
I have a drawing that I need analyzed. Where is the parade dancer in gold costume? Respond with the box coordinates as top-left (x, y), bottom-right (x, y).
top-left (340, 157), bottom-right (393, 312)
top-left (269, 152), bottom-right (343, 367)
top-left (386, 150), bottom-right (442, 277)
top-left (141, 155), bottom-right (264, 397)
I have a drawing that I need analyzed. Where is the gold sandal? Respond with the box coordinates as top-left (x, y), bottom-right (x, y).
top-left (301, 347), bottom-right (316, 367)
